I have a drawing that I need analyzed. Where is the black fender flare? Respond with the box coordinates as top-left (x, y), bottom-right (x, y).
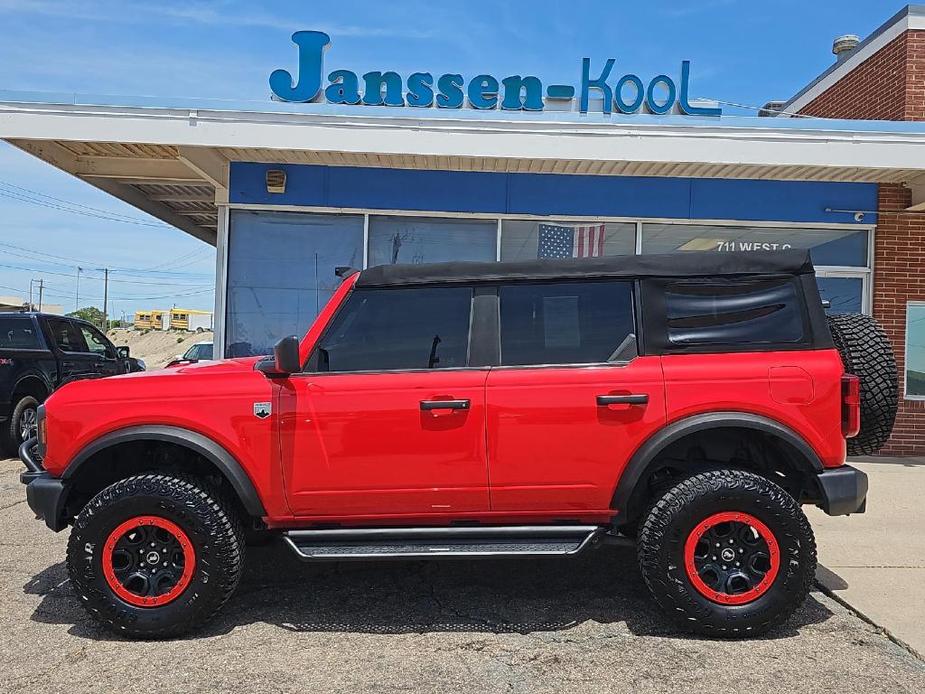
top-left (63, 425), bottom-right (266, 517)
top-left (12, 371), bottom-right (52, 400)
top-left (611, 412), bottom-right (824, 519)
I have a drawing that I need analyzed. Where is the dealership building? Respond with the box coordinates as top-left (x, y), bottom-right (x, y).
top-left (4, 5), bottom-right (925, 453)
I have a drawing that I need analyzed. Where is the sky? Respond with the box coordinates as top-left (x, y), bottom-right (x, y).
top-left (0, 0), bottom-right (908, 319)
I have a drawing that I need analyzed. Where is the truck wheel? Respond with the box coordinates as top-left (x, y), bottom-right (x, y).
top-left (66, 474), bottom-right (244, 638)
top-left (2, 395), bottom-right (39, 456)
top-left (826, 313), bottom-right (898, 455)
top-left (637, 469), bottom-right (816, 637)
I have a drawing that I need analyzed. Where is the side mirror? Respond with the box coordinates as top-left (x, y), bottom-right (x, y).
top-left (116, 346), bottom-right (130, 359)
top-left (259, 335), bottom-right (301, 375)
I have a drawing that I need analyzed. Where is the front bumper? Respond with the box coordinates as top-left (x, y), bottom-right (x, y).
top-left (816, 464), bottom-right (868, 516)
top-left (19, 436), bottom-right (68, 532)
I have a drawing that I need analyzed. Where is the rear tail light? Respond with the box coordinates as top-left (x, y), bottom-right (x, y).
top-left (841, 374), bottom-right (861, 439)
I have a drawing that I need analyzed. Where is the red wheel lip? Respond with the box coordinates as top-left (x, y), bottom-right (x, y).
top-left (683, 511), bottom-right (780, 606)
top-left (102, 515), bottom-right (196, 608)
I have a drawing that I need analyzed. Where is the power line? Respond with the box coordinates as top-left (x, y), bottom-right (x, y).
top-left (0, 256), bottom-right (212, 287)
top-left (0, 181), bottom-right (173, 228)
top-left (0, 189), bottom-right (171, 228)
top-left (0, 180), bottom-right (169, 223)
top-left (0, 240), bottom-right (213, 278)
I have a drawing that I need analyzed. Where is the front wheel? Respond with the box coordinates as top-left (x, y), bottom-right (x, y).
top-left (2, 395), bottom-right (39, 456)
top-left (67, 474), bottom-right (244, 638)
top-left (637, 469), bottom-right (816, 637)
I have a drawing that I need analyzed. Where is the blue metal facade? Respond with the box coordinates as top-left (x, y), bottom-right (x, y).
top-left (229, 162), bottom-right (878, 226)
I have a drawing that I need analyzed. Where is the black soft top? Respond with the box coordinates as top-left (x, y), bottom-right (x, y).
top-left (356, 249), bottom-right (815, 287)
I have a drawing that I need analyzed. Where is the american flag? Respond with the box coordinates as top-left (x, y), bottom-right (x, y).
top-left (537, 224), bottom-right (607, 258)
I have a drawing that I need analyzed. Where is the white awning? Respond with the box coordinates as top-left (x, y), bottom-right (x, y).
top-left (5, 95), bottom-right (925, 243)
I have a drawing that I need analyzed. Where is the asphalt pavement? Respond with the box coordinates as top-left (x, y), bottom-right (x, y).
top-left (1, 456), bottom-right (923, 694)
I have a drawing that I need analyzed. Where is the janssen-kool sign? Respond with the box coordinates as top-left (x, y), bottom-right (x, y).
top-left (269, 31), bottom-right (721, 117)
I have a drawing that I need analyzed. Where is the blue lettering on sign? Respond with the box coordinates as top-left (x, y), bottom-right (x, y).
top-left (269, 31), bottom-right (721, 117)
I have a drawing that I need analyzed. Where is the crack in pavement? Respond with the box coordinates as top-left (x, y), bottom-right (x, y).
top-left (0, 499), bottom-right (26, 512)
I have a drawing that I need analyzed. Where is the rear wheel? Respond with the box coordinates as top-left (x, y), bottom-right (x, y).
top-left (637, 469), bottom-right (816, 636)
top-left (67, 474), bottom-right (244, 638)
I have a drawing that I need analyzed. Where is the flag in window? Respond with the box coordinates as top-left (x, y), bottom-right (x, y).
top-left (537, 224), bottom-right (606, 258)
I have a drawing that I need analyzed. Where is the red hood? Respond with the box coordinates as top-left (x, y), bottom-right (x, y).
top-left (46, 357), bottom-right (265, 405)
top-left (164, 357), bottom-right (262, 376)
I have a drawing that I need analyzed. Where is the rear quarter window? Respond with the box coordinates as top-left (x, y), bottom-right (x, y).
top-left (662, 278), bottom-right (806, 348)
top-left (0, 318), bottom-right (43, 349)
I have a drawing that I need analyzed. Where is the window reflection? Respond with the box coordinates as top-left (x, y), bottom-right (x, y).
top-left (501, 220), bottom-right (635, 261)
top-left (368, 216), bottom-right (496, 266)
top-left (906, 303), bottom-right (925, 398)
top-left (226, 211), bottom-right (363, 357)
top-left (642, 224), bottom-right (869, 267)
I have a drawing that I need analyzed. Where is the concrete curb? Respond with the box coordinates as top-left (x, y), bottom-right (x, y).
top-left (814, 579), bottom-right (924, 662)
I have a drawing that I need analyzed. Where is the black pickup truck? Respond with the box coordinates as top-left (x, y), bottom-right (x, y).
top-left (0, 312), bottom-right (143, 455)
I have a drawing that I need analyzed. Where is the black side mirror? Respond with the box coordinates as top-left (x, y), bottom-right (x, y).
top-left (258, 335), bottom-right (301, 375)
top-left (116, 346), bottom-right (130, 359)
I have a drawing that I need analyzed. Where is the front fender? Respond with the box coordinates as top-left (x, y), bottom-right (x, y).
top-left (63, 425), bottom-right (267, 517)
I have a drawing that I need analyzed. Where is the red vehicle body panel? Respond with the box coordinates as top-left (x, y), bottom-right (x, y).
top-left (278, 369), bottom-right (491, 516)
top-left (40, 272), bottom-right (848, 528)
top-left (40, 360), bottom-right (291, 519)
top-left (485, 357), bottom-right (666, 512)
top-left (660, 350), bottom-right (846, 468)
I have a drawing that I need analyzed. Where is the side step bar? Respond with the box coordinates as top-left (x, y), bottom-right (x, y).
top-left (283, 525), bottom-right (604, 561)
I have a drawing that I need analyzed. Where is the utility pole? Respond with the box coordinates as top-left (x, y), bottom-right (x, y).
top-left (37, 279), bottom-right (44, 312)
top-left (75, 267), bottom-right (82, 311)
top-left (100, 268), bottom-right (109, 331)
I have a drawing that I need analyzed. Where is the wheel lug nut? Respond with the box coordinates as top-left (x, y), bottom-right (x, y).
top-left (715, 543), bottom-right (720, 547)
top-left (722, 565), bottom-right (727, 570)
top-left (712, 555), bottom-right (718, 560)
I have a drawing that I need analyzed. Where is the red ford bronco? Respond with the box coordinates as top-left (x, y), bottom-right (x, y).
top-left (19, 250), bottom-right (897, 638)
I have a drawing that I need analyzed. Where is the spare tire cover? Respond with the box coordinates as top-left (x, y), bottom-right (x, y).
top-left (826, 313), bottom-right (898, 455)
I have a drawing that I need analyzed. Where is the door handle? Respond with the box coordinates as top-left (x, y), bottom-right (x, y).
top-left (596, 394), bottom-right (649, 406)
top-left (420, 399), bottom-right (470, 411)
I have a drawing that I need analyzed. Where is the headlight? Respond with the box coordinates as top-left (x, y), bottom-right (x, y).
top-left (136, 359), bottom-right (146, 371)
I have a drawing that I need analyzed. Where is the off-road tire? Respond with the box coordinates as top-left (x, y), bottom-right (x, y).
top-left (67, 474), bottom-right (244, 638)
top-left (826, 313), bottom-right (898, 455)
top-left (2, 395), bottom-right (39, 456)
top-left (637, 469), bottom-right (816, 637)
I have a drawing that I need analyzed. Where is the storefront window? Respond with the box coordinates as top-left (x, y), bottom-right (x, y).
top-left (501, 220), bottom-right (635, 261)
top-left (368, 216), bottom-right (496, 266)
top-left (226, 210), bottom-right (363, 357)
top-left (641, 224), bottom-right (869, 267)
top-left (816, 276), bottom-right (864, 314)
top-left (906, 303), bottom-right (925, 399)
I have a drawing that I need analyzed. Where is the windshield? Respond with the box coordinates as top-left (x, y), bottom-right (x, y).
top-left (183, 343), bottom-right (213, 360)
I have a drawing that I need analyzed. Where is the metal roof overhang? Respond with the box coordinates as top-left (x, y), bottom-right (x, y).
top-left (5, 97), bottom-right (925, 244)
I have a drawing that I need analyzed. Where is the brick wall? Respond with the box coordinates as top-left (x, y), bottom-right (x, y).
top-left (797, 28), bottom-right (925, 454)
top-left (799, 32), bottom-right (912, 120)
top-left (873, 185), bottom-right (925, 454)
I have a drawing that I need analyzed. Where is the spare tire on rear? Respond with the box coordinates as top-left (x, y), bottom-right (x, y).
top-left (826, 313), bottom-right (898, 455)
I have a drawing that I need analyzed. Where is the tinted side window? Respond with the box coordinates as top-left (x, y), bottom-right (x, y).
top-left (47, 319), bottom-right (88, 352)
top-left (0, 318), bottom-right (42, 349)
top-left (499, 281), bottom-right (636, 366)
top-left (665, 279), bottom-right (804, 346)
top-left (308, 286), bottom-right (472, 372)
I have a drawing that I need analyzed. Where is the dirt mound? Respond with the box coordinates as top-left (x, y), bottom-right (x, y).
top-left (107, 328), bottom-right (214, 369)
